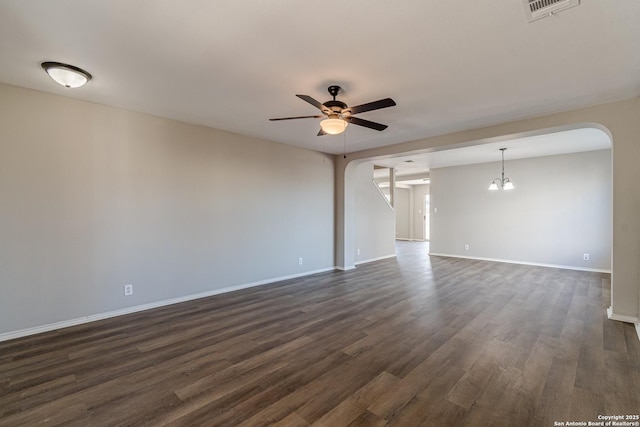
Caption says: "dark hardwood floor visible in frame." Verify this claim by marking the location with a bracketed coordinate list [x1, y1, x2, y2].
[1, 242, 639, 426]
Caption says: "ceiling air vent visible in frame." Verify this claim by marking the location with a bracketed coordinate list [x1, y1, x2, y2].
[524, 0, 580, 22]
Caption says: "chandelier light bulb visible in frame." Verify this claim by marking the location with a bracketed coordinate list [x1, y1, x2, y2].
[503, 179, 514, 190]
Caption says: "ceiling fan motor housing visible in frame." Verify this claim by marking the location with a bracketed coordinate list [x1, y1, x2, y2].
[323, 100, 349, 116]
[325, 86, 348, 116]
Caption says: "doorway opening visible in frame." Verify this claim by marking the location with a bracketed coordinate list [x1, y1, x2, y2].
[424, 194, 430, 241]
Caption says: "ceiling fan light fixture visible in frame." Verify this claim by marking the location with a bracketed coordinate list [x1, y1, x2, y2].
[320, 118, 348, 135]
[41, 62, 92, 88]
[269, 86, 395, 135]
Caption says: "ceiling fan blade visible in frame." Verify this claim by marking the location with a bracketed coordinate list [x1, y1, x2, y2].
[296, 94, 331, 114]
[269, 115, 323, 121]
[317, 128, 327, 136]
[349, 98, 396, 115]
[345, 116, 388, 131]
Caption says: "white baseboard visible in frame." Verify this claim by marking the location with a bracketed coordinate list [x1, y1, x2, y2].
[606, 306, 640, 323]
[0, 267, 336, 343]
[355, 253, 396, 266]
[428, 253, 611, 273]
[335, 265, 356, 271]
[607, 307, 640, 343]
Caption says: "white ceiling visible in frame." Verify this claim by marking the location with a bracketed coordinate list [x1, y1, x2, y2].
[0, 1, 638, 155]
[372, 127, 611, 180]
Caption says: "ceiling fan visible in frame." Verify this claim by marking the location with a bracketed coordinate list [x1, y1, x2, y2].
[269, 85, 396, 136]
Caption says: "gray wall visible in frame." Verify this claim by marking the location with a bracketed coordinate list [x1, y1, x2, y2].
[393, 187, 411, 239]
[354, 164, 396, 264]
[0, 84, 335, 336]
[430, 149, 611, 271]
[382, 184, 430, 241]
[412, 184, 430, 241]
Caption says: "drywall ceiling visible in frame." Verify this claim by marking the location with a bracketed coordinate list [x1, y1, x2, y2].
[372, 127, 611, 179]
[0, 1, 638, 155]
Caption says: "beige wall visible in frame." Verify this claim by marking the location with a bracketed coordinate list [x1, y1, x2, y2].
[336, 98, 640, 320]
[353, 164, 396, 264]
[0, 84, 335, 337]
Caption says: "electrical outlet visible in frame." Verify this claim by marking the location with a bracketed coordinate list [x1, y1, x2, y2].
[357, 248, 360, 255]
[298, 257, 303, 265]
[464, 244, 469, 251]
[583, 253, 590, 261]
[124, 284, 133, 296]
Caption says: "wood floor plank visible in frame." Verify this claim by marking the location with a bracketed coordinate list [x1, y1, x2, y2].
[569, 387, 605, 421]
[445, 357, 500, 410]
[1, 241, 638, 426]
[531, 356, 577, 425]
[174, 336, 314, 400]
[234, 352, 354, 426]
[272, 412, 310, 427]
[312, 371, 399, 426]
[344, 410, 387, 427]
[0, 402, 87, 427]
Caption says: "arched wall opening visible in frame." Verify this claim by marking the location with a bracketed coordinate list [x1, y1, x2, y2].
[335, 117, 636, 330]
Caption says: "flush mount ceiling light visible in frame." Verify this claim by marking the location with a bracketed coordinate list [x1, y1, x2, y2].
[320, 117, 348, 135]
[489, 148, 515, 191]
[41, 62, 92, 88]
